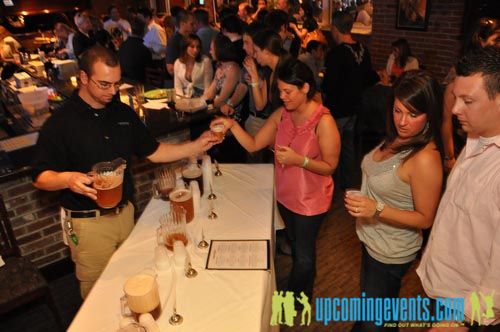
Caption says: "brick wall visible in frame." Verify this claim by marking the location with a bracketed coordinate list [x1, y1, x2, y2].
[2, 130, 189, 268]
[369, 0, 465, 81]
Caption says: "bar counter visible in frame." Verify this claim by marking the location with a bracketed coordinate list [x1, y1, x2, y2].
[0, 64, 216, 268]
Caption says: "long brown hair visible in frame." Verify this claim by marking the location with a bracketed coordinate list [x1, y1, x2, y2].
[179, 34, 203, 64]
[382, 70, 444, 161]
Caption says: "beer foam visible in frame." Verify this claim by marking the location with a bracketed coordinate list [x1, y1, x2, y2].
[182, 167, 202, 178]
[124, 274, 155, 296]
[94, 173, 122, 189]
[169, 189, 192, 202]
[212, 124, 224, 132]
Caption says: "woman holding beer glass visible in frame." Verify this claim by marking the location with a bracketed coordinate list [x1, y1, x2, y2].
[344, 70, 443, 331]
[211, 59, 340, 299]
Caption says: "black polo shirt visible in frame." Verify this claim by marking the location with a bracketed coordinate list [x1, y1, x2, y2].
[32, 91, 159, 211]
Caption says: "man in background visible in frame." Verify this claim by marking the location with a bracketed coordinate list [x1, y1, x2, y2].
[137, 7, 167, 66]
[73, 12, 95, 58]
[417, 47, 500, 329]
[166, 9, 196, 76]
[322, 11, 376, 190]
[118, 17, 152, 82]
[194, 8, 219, 58]
[103, 5, 131, 43]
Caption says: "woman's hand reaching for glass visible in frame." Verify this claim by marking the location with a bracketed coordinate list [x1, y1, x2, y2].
[344, 192, 377, 218]
[210, 117, 235, 143]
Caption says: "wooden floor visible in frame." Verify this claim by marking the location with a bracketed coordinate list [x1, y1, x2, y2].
[275, 191, 427, 331]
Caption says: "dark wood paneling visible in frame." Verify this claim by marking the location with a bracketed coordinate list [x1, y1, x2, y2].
[1, 0, 90, 16]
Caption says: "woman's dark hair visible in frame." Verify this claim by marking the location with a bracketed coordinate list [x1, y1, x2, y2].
[383, 70, 444, 160]
[302, 16, 318, 33]
[255, 9, 269, 24]
[253, 29, 285, 56]
[391, 38, 412, 68]
[242, 22, 264, 39]
[276, 58, 317, 100]
[221, 14, 243, 35]
[264, 10, 288, 34]
[462, 17, 499, 55]
[213, 33, 239, 62]
[179, 34, 203, 63]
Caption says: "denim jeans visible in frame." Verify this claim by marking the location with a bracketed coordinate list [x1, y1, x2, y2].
[277, 203, 326, 300]
[335, 116, 359, 190]
[351, 245, 413, 332]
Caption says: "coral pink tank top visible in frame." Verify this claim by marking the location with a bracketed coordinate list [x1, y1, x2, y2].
[275, 104, 333, 216]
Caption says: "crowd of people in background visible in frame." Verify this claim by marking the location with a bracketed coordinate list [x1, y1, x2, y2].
[0, 0, 498, 328]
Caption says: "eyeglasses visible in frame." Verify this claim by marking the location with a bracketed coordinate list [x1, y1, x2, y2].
[89, 77, 122, 90]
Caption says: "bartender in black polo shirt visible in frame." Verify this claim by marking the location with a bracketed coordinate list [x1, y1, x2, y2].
[32, 45, 217, 299]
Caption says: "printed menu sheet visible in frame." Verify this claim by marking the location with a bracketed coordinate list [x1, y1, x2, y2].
[206, 240, 270, 270]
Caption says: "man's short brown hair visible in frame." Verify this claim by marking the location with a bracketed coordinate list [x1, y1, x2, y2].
[78, 45, 119, 75]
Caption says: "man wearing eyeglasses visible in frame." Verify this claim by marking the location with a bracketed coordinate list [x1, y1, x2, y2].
[32, 45, 218, 299]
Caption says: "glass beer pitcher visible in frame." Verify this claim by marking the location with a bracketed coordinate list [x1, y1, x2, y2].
[88, 158, 127, 209]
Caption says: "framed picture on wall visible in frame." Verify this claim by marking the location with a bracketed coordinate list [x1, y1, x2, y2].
[396, 0, 430, 31]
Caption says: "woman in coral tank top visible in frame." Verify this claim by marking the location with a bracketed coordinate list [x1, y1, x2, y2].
[211, 59, 340, 299]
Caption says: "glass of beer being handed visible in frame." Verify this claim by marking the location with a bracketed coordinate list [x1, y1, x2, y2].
[211, 124, 225, 141]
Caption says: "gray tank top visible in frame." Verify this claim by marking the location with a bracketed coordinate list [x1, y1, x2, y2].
[356, 145, 422, 264]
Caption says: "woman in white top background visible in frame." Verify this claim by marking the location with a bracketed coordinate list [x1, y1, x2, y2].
[174, 34, 213, 97]
[385, 38, 419, 80]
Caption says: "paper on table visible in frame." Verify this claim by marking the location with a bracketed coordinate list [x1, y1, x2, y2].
[142, 101, 169, 110]
[206, 240, 270, 270]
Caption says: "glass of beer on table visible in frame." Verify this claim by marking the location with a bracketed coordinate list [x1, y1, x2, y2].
[153, 165, 176, 200]
[89, 158, 126, 209]
[121, 268, 161, 320]
[159, 207, 188, 250]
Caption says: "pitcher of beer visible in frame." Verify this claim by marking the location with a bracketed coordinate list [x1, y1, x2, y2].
[169, 188, 194, 223]
[89, 158, 126, 209]
[182, 163, 204, 196]
[121, 268, 162, 320]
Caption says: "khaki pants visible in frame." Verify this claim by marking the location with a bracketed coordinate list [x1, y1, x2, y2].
[68, 202, 135, 299]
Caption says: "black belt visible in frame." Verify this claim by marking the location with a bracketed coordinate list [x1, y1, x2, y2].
[64, 203, 127, 219]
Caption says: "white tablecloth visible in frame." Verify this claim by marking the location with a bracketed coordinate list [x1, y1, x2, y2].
[68, 164, 278, 332]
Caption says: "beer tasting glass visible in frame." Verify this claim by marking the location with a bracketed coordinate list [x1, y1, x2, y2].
[345, 188, 363, 197]
[152, 165, 176, 201]
[159, 208, 188, 251]
[121, 268, 161, 320]
[211, 124, 225, 141]
[89, 158, 126, 209]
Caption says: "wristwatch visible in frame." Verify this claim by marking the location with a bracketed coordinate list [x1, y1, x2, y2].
[374, 201, 385, 217]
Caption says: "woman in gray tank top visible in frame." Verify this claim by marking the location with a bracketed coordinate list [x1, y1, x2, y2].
[345, 70, 444, 331]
